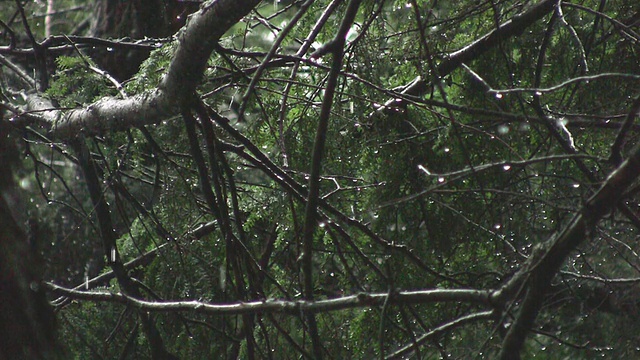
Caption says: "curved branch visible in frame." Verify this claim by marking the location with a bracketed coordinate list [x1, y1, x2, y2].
[25, 0, 262, 139]
[386, 311, 496, 360]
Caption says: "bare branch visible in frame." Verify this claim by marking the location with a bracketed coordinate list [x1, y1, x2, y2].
[386, 311, 496, 360]
[46, 282, 492, 315]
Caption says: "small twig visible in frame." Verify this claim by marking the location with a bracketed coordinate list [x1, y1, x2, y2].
[489, 73, 640, 96]
[0, 53, 36, 88]
[63, 35, 127, 98]
[15, 0, 48, 90]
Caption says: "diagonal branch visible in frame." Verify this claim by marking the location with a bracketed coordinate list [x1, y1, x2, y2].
[377, 0, 558, 110]
[72, 137, 179, 359]
[496, 126, 640, 359]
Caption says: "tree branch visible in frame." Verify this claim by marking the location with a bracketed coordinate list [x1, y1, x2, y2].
[376, 0, 558, 111]
[386, 311, 496, 360]
[300, 1, 361, 356]
[24, 0, 262, 139]
[46, 282, 492, 315]
[496, 126, 640, 359]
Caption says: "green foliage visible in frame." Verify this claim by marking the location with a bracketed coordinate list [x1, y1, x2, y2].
[46, 55, 117, 107]
[126, 41, 178, 93]
[5, 0, 640, 358]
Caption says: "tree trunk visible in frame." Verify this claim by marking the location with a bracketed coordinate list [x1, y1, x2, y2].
[89, 0, 200, 80]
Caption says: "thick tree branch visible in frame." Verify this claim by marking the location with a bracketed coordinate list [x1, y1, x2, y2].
[24, 0, 262, 139]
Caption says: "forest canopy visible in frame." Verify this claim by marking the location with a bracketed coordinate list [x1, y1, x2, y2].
[1, 0, 640, 359]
